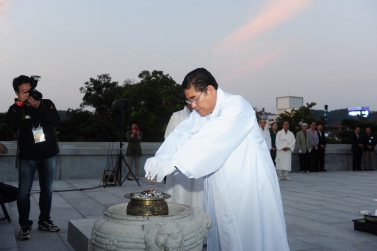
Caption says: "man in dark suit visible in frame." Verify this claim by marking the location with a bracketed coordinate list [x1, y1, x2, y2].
[362, 127, 375, 171]
[350, 127, 364, 171]
[316, 123, 327, 171]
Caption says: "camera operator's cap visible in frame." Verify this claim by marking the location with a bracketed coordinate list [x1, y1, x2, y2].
[301, 123, 308, 126]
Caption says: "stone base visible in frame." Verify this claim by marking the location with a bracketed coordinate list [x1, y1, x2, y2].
[68, 218, 97, 251]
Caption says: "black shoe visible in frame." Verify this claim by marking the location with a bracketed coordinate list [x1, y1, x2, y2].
[127, 177, 133, 180]
[19, 225, 31, 240]
[135, 177, 140, 180]
[38, 220, 60, 232]
[357, 169, 364, 171]
[369, 169, 375, 171]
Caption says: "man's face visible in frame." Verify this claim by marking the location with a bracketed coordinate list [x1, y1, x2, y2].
[184, 85, 217, 117]
[317, 124, 323, 131]
[302, 125, 308, 132]
[355, 128, 360, 134]
[259, 120, 266, 129]
[310, 122, 316, 130]
[131, 123, 138, 130]
[366, 128, 371, 134]
[272, 123, 278, 131]
[283, 122, 289, 131]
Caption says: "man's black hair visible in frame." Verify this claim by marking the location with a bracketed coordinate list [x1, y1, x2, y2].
[130, 120, 138, 126]
[283, 120, 289, 124]
[13, 75, 31, 93]
[181, 68, 218, 92]
[317, 122, 323, 126]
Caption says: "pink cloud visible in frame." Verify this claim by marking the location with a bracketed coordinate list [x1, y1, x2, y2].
[0, 0, 10, 27]
[226, 48, 289, 80]
[211, 0, 312, 80]
[215, 0, 312, 53]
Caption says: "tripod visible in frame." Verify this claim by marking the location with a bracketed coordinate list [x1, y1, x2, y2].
[103, 130, 140, 187]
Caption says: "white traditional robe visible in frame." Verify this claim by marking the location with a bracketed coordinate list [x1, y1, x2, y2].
[275, 129, 296, 171]
[260, 126, 272, 150]
[164, 106, 204, 208]
[155, 88, 289, 251]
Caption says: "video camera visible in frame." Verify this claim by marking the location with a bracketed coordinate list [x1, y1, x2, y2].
[27, 75, 43, 101]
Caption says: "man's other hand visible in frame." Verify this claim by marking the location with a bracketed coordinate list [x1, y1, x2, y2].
[28, 97, 40, 108]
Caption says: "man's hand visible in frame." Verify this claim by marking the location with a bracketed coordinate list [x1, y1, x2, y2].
[28, 97, 40, 108]
[299, 150, 302, 154]
[17, 91, 29, 102]
[144, 157, 162, 180]
[283, 147, 290, 151]
[359, 144, 363, 148]
[320, 144, 325, 148]
[368, 146, 372, 149]
[150, 160, 175, 183]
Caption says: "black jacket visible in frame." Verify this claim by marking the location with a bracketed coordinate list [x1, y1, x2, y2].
[7, 99, 60, 160]
[316, 130, 327, 149]
[363, 133, 376, 152]
[350, 133, 363, 153]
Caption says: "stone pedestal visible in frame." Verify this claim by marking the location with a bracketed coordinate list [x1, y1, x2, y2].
[91, 203, 211, 251]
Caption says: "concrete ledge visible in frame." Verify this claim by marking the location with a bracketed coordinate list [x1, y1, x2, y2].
[1, 142, 376, 181]
[68, 218, 97, 251]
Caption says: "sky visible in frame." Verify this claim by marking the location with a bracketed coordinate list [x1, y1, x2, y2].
[1, 0, 376, 114]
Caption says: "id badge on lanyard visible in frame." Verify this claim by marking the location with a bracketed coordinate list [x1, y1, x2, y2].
[32, 125, 46, 143]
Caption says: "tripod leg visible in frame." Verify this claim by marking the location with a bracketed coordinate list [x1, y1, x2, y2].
[121, 156, 141, 187]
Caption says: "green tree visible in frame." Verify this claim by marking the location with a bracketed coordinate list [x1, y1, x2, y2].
[124, 70, 183, 142]
[277, 102, 324, 135]
[57, 71, 183, 142]
[337, 117, 377, 143]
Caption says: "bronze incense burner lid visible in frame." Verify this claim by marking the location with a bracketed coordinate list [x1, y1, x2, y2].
[124, 192, 171, 216]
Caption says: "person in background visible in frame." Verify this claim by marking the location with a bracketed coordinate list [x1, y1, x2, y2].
[316, 122, 327, 172]
[362, 127, 375, 171]
[296, 123, 311, 173]
[350, 127, 364, 171]
[126, 121, 142, 180]
[164, 100, 204, 209]
[269, 122, 278, 166]
[259, 119, 272, 151]
[308, 121, 319, 172]
[275, 121, 296, 181]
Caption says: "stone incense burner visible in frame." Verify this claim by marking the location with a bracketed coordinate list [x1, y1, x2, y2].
[90, 190, 211, 251]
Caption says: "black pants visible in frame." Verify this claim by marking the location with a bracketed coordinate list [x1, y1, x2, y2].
[318, 148, 325, 171]
[299, 153, 310, 172]
[352, 151, 363, 170]
[309, 149, 318, 172]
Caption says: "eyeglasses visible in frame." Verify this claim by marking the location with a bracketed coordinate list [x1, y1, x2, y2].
[185, 91, 203, 104]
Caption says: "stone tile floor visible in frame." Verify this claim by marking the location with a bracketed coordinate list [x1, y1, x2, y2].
[1, 171, 376, 251]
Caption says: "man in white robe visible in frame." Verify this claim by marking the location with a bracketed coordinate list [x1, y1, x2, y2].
[164, 104, 204, 208]
[276, 120, 296, 181]
[145, 68, 290, 251]
[259, 119, 272, 150]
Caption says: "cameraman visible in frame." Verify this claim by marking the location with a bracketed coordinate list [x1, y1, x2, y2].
[7, 75, 60, 240]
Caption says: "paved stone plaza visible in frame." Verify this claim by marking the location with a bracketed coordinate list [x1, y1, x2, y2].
[1, 171, 376, 251]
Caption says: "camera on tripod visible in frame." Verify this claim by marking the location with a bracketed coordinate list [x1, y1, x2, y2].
[27, 75, 43, 100]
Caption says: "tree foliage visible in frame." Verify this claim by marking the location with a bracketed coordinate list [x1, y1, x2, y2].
[57, 71, 183, 142]
[277, 102, 326, 136]
[337, 117, 377, 143]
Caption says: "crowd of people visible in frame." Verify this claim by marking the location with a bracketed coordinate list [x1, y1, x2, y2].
[259, 119, 376, 181]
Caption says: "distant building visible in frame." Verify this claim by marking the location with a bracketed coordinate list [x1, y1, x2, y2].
[276, 96, 303, 114]
[267, 114, 279, 125]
